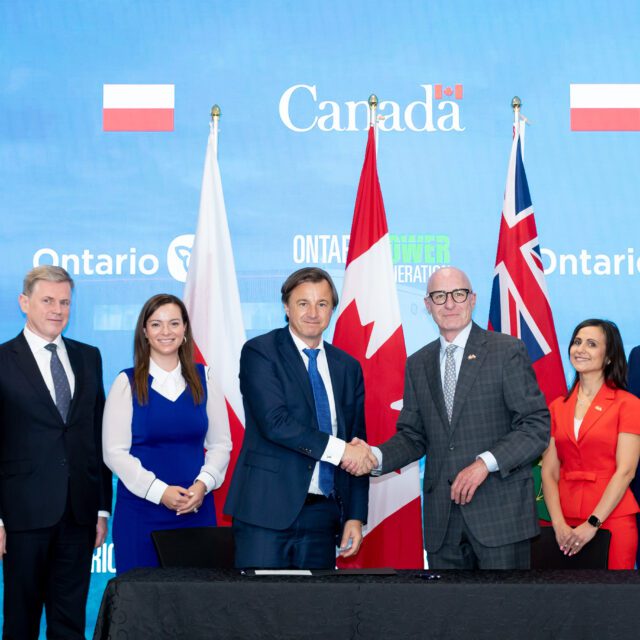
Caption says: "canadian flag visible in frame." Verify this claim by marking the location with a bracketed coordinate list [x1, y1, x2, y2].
[333, 126, 424, 568]
[183, 121, 246, 526]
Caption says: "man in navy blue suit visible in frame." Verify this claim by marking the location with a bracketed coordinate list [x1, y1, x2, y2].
[224, 267, 371, 568]
[626, 345, 640, 568]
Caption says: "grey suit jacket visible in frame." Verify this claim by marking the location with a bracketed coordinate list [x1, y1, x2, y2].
[378, 322, 550, 552]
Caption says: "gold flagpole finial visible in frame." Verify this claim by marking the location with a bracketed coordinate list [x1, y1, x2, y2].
[211, 104, 221, 119]
[511, 96, 522, 112]
[368, 94, 378, 109]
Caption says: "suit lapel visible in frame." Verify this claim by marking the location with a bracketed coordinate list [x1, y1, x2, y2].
[325, 344, 346, 440]
[277, 328, 316, 415]
[450, 323, 487, 434]
[11, 333, 63, 424]
[423, 340, 449, 429]
[64, 338, 83, 422]
[577, 384, 616, 442]
[561, 389, 580, 446]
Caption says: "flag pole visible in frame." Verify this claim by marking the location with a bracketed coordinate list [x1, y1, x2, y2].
[211, 104, 221, 156]
[511, 95, 525, 156]
[368, 93, 378, 152]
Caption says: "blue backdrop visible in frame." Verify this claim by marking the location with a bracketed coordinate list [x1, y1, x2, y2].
[1, 1, 639, 635]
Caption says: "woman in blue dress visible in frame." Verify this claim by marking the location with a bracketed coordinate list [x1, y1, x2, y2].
[103, 293, 232, 574]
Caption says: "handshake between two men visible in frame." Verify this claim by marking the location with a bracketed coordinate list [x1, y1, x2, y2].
[339, 436, 492, 507]
[340, 438, 379, 476]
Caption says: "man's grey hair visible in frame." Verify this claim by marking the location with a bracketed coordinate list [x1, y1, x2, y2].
[22, 266, 74, 296]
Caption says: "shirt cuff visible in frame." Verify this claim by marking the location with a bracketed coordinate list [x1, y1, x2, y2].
[97, 511, 110, 519]
[145, 478, 169, 505]
[477, 451, 499, 472]
[370, 446, 383, 476]
[196, 472, 216, 493]
[321, 436, 346, 466]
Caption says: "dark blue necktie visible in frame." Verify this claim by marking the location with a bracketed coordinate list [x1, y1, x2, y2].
[45, 343, 72, 422]
[303, 348, 334, 497]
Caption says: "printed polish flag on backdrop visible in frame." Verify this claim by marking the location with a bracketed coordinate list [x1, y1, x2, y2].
[183, 122, 246, 526]
[570, 84, 640, 131]
[103, 84, 174, 131]
[333, 126, 424, 568]
[488, 120, 566, 519]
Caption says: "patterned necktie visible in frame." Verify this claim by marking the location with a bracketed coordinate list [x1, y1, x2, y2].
[443, 344, 457, 422]
[302, 348, 334, 497]
[45, 343, 72, 421]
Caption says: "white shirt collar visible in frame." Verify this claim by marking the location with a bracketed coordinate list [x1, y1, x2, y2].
[288, 327, 325, 355]
[149, 358, 182, 383]
[439, 321, 473, 352]
[23, 325, 64, 354]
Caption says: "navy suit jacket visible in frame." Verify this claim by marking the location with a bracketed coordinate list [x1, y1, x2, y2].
[0, 332, 112, 531]
[224, 327, 368, 530]
[626, 345, 640, 568]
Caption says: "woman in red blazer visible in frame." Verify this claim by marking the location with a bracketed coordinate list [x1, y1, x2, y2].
[542, 319, 640, 569]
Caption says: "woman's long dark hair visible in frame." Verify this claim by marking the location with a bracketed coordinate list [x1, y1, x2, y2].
[565, 318, 627, 399]
[133, 294, 204, 405]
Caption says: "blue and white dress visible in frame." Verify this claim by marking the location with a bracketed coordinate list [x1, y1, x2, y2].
[103, 360, 231, 575]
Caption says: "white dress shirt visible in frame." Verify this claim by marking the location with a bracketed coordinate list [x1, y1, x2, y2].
[288, 329, 346, 494]
[23, 326, 76, 400]
[102, 359, 232, 505]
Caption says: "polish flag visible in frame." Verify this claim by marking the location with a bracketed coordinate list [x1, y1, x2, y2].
[103, 84, 174, 131]
[570, 84, 640, 131]
[333, 126, 424, 568]
[183, 120, 246, 526]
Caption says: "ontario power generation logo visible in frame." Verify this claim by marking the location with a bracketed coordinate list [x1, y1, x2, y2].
[292, 233, 451, 284]
[279, 84, 465, 132]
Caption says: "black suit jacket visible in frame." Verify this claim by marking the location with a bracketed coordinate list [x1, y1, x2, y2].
[0, 332, 112, 531]
[379, 322, 549, 551]
[224, 327, 368, 530]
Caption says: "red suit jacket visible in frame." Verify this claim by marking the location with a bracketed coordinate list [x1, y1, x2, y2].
[550, 384, 640, 522]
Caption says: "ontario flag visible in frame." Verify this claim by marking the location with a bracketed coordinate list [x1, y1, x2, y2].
[183, 121, 246, 526]
[333, 126, 424, 568]
[488, 120, 566, 521]
[488, 120, 566, 406]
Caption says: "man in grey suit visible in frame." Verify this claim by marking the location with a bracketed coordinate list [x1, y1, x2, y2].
[350, 267, 549, 569]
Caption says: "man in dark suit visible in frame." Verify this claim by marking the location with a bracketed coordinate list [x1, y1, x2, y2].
[625, 345, 640, 568]
[0, 266, 112, 639]
[224, 267, 370, 568]
[355, 267, 549, 569]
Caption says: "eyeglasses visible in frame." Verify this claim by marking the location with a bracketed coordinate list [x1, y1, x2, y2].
[426, 289, 471, 305]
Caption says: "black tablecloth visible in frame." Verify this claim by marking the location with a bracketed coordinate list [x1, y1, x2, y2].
[94, 568, 640, 639]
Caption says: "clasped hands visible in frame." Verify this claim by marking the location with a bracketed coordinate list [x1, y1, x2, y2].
[340, 437, 379, 476]
[553, 520, 597, 556]
[161, 480, 207, 515]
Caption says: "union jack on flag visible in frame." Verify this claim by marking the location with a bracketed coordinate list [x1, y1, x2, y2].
[488, 120, 566, 406]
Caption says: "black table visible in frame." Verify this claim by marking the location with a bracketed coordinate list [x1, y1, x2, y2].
[94, 568, 640, 639]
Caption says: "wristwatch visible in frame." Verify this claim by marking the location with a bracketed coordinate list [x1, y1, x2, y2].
[587, 515, 602, 528]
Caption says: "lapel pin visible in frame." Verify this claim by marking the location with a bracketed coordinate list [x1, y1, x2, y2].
[467, 354, 477, 360]
[595, 405, 602, 411]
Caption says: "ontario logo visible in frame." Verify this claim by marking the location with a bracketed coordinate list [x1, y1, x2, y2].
[292, 233, 450, 284]
[279, 83, 465, 133]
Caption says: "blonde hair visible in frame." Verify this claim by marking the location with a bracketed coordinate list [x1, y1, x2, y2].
[23, 266, 74, 296]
